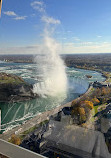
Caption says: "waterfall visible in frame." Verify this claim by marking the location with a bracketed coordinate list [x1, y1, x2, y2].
[32, 1, 67, 97]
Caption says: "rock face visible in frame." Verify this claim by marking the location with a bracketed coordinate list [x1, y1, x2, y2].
[0, 73, 36, 102]
[86, 75, 92, 78]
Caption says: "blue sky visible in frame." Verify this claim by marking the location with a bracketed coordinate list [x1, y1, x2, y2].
[0, 0, 111, 54]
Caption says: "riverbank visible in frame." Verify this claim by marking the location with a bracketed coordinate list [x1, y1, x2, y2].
[75, 66, 109, 82]
[0, 73, 36, 102]
[0, 85, 93, 141]
[0, 68, 106, 141]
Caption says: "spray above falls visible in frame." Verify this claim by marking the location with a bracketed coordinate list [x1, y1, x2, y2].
[32, 1, 67, 96]
[33, 34, 67, 96]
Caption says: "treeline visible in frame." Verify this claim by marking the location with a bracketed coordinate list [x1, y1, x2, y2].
[71, 86, 111, 125]
[63, 54, 111, 72]
[71, 97, 99, 125]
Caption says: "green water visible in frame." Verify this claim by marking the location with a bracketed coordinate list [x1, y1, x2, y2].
[0, 63, 105, 132]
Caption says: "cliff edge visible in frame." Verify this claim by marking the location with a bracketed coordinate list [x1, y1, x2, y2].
[0, 72, 36, 102]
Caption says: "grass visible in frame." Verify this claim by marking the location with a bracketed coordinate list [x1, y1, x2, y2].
[103, 72, 111, 83]
[19, 120, 49, 141]
[88, 87, 95, 94]
[0, 74, 25, 85]
[19, 126, 37, 140]
[8, 119, 49, 145]
[0, 78, 23, 84]
[90, 106, 101, 123]
[106, 78, 111, 83]
[94, 105, 100, 114]
[8, 125, 38, 144]
[93, 103, 107, 115]
[89, 109, 95, 122]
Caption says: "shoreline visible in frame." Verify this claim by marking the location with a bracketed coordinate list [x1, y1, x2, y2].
[0, 68, 107, 141]
[74, 66, 108, 82]
[0, 85, 93, 141]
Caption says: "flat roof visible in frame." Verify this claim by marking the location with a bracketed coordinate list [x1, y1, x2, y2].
[42, 120, 111, 158]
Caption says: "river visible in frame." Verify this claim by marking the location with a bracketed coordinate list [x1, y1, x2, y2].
[0, 62, 105, 132]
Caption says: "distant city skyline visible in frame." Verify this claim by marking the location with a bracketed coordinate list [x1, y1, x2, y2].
[0, 0, 111, 54]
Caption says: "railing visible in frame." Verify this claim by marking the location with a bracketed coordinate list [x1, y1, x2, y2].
[0, 139, 46, 158]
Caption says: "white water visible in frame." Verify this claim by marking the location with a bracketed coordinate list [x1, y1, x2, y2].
[33, 1, 67, 96]
[0, 64, 105, 132]
[33, 35, 67, 96]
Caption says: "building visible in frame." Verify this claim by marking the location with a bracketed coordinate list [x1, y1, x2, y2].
[99, 104, 111, 133]
[40, 120, 111, 158]
[92, 81, 109, 88]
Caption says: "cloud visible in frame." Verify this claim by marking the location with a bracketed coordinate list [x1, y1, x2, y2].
[86, 42, 93, 44]
[97, 35, 102, 38]
[62, 42, 111, 54]
[13, 16, 27, 20]
[1, 42, 111, 54]
[31, 1, 45, 12]
[3, 11, 17, 16]
[31, 1, 60, 26]
[73, 37, 80, 41]
[3, 10, 27, 20]
[31, 1, 43, 6]
[41, 16, 61, 24]
[0, 45, 40, 54]
[67, 31, 72, 33]
[62, 37, 67, 40]
[30, 13, 36, 17]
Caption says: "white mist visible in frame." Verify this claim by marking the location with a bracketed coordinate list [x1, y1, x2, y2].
[32, 1, 67, 97]
[33, 33, 67, 96]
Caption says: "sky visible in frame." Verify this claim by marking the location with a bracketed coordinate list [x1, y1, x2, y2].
[0, 0, 111, 54]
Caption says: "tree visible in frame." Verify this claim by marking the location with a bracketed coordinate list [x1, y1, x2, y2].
[78, 107, 86, 123]
[78, 107, 86, 115]
[71, 107, 86, 124]
[71, 100, 79, 107]
[9, 134, 21, 145]
[81, 100, 93, 110]
[95, 88, 101, 97]
[101, 87, 107, 96]
[91, 97, 100, 105]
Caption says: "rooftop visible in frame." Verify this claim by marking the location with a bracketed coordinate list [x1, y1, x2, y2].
[40, 120, 111, 158]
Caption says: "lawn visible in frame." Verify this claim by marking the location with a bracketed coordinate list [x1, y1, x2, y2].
[94, 105, 100, 115]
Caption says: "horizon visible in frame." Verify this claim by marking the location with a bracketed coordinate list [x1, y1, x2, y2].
[0, 0, 111, 54]
[1, 52, 111, 56]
